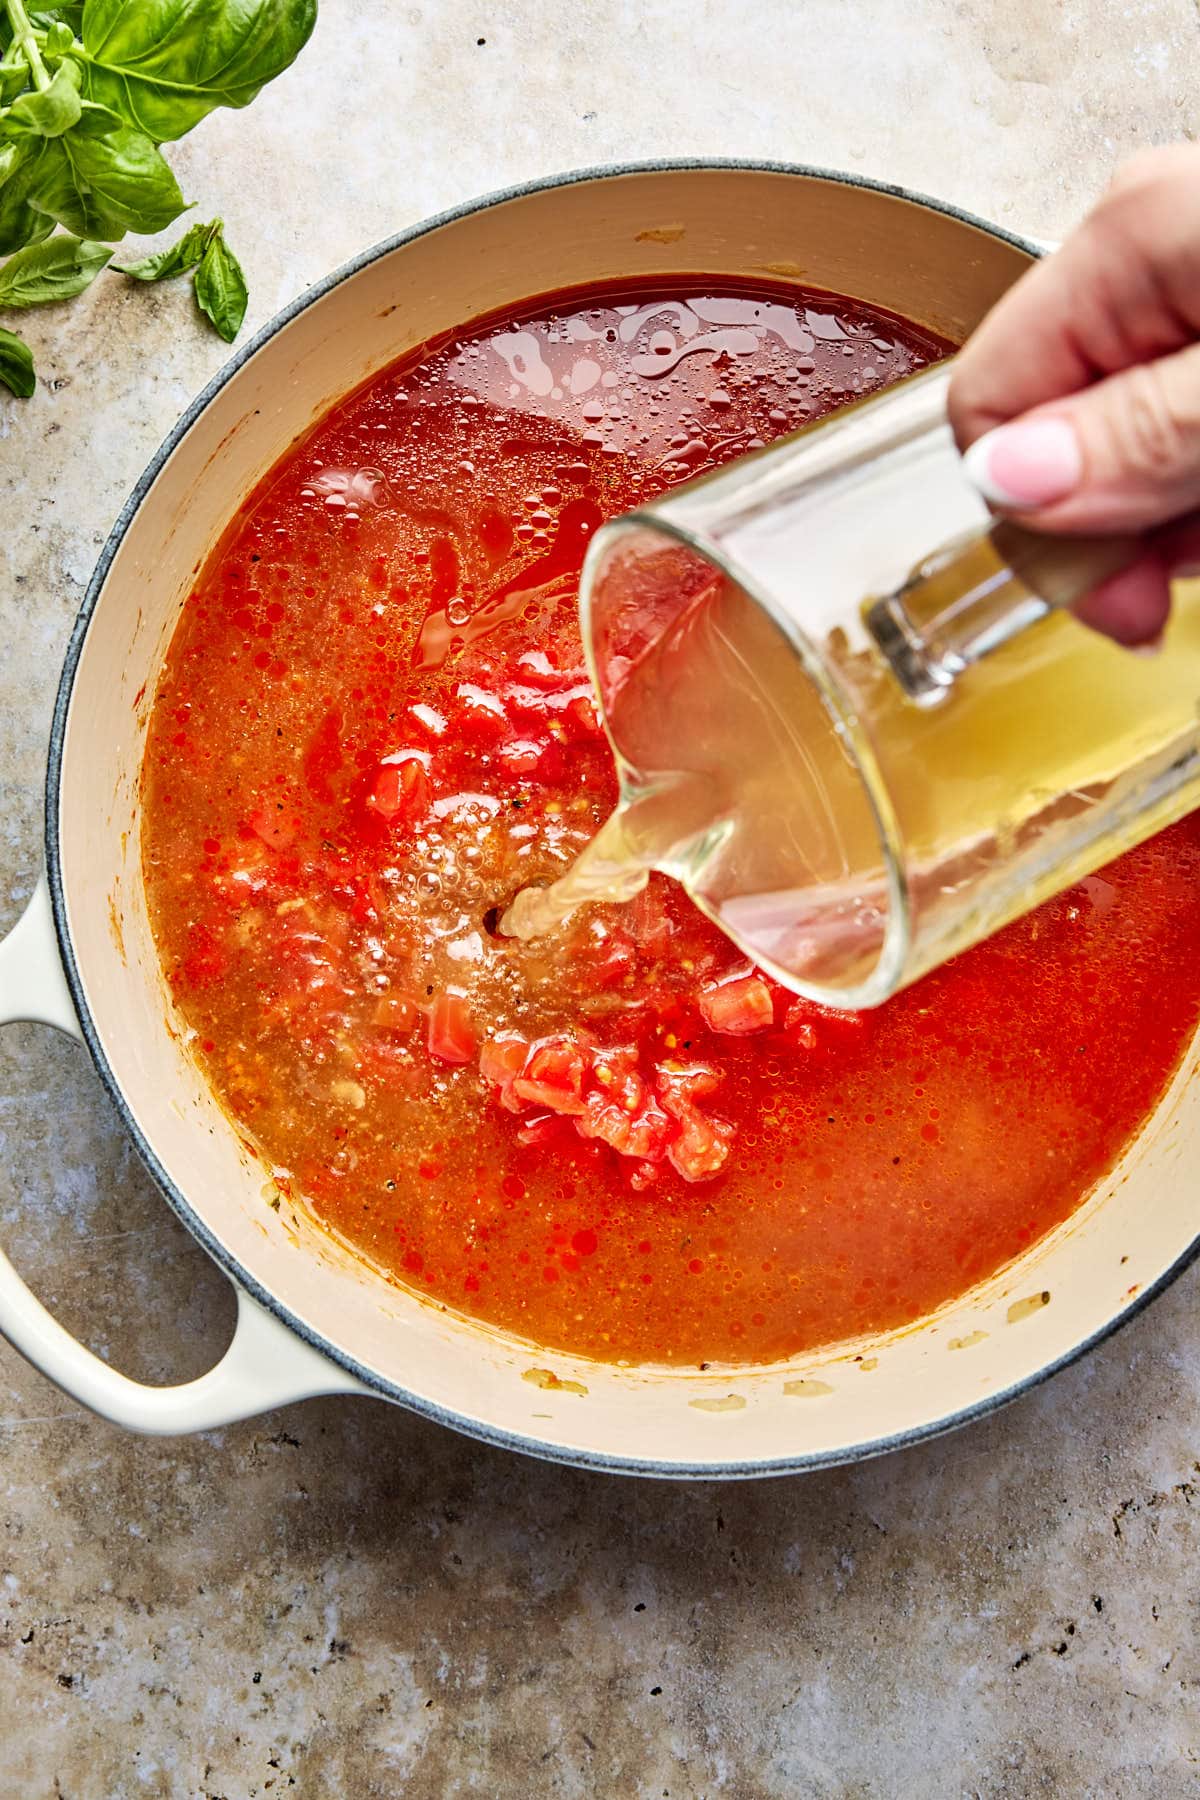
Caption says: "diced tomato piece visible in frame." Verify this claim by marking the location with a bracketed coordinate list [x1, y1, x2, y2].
[576, 1089, 672, 1162]
[589, 1044, 645, 1113]
[657, 1062, 735, 1182]
[514, 649, 571, 688]
[367, 756, 430, 825]
[453, 684, 509, 741]
[479, 1034, 529, 1110]
[373, 993, 419, 1035]
[512, 1036, 588, 1115]
[246, 804, 297, 850]
[502, 683, 555, 724]
[408, 702, 447, 737]
[564, 694, 603, 739]
[656, 1061, 723, 1106]
[427, 991, 476, 1064]
[666, 1107, 734, 1182]
[498, 738, 544, 776]
[698, 973, 774, 1036]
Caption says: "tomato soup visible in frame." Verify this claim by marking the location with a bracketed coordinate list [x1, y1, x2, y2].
[141, 279, 1200, 1367]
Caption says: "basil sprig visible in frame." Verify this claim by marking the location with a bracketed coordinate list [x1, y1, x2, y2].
[117, 215, 246, 341]
[0, 0, 315, 395]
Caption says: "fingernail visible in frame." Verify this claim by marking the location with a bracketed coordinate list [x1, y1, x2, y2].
[963, 418, 1083, 509]
[1129, 634, 1164, 658]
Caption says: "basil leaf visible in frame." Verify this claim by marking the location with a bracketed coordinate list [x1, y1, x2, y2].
[115, 216, 212, 280]
[0, 231, 110, 306]
[78, 0, 316, 141]
[9, 59, 83, 136]
[0, 59, 30, 102]
[42, 20, 78, 59]
[0, 138, 55, 255]
[0, 323, 35, 396]
[193, 228, 245, 341]
[27, 122, 185, 239]
[68, 96, 125, 135]
[30, 6, 85, 29]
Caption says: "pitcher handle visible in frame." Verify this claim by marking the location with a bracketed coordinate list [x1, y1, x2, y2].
[0, 877, 371, 1433]
[864, 364, 1140, 705]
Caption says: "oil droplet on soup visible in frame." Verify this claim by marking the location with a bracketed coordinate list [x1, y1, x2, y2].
[140, 278, 1200, 1366]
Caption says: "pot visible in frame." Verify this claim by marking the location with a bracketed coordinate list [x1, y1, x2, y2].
[3, 162, 1195, 1477]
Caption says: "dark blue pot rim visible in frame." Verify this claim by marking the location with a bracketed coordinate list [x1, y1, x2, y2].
[42, 156, 1196, 1480]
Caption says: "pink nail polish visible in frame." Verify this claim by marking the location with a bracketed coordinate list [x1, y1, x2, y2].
[963, 418, 1083, 509]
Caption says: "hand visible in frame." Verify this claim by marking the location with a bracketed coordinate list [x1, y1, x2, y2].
[948, 143, 1200, 649]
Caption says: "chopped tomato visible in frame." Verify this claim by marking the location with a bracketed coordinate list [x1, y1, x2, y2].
[656, 1061, 723, 1105]
[479, 1035, 529, 1110]
[498, 738, 544, 776]
[246, 804, 297, 850]
[512, 1036, 588, 1115]
[589, 1044, 645, 1111]
[427, 991, 476, 1064]
[453, 683, 509, 741]
[577, 1088, 672, 1162]
[373, 993, 419, 1034]
[514, 648, 562, 687]
[666, 1105, 734, 1182]
[657, 1061, 732, 1181]
[699, 973, 774, 1036]
[564, 694, 603, 739]
[367, 756, 430, 825]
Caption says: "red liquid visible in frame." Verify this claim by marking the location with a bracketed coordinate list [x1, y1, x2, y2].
[141, 280, 1200, 1366]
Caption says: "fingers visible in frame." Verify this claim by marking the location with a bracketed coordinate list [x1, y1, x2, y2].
[1067, 511, 1200, 647]
[949, 143, 1200, 449]
[960, 341, 1200, 534]
[1069, 553, 1172, 648]
[945, 144, 1200, 648]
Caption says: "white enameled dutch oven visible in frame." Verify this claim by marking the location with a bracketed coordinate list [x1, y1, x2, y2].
[3, 163, 1198, 1477]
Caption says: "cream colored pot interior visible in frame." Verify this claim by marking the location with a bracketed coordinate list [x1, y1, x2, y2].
[57, 168, 1200, 1471]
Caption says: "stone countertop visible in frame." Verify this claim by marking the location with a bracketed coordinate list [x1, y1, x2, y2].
[2, 2, 1200, 1794]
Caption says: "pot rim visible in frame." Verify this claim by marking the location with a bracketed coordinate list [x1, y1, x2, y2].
[45, 155, 1192, 1479]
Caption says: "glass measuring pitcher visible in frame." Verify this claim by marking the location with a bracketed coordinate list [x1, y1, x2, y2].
[579, 360, 1200, 1009]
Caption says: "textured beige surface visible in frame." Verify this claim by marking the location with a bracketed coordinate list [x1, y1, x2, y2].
[2, 1, 1200, 1794]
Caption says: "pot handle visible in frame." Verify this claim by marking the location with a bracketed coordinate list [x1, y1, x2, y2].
[0, 877, 372, 1433]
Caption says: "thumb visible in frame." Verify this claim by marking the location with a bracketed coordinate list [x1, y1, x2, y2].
[961, 340, 1200, 535]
